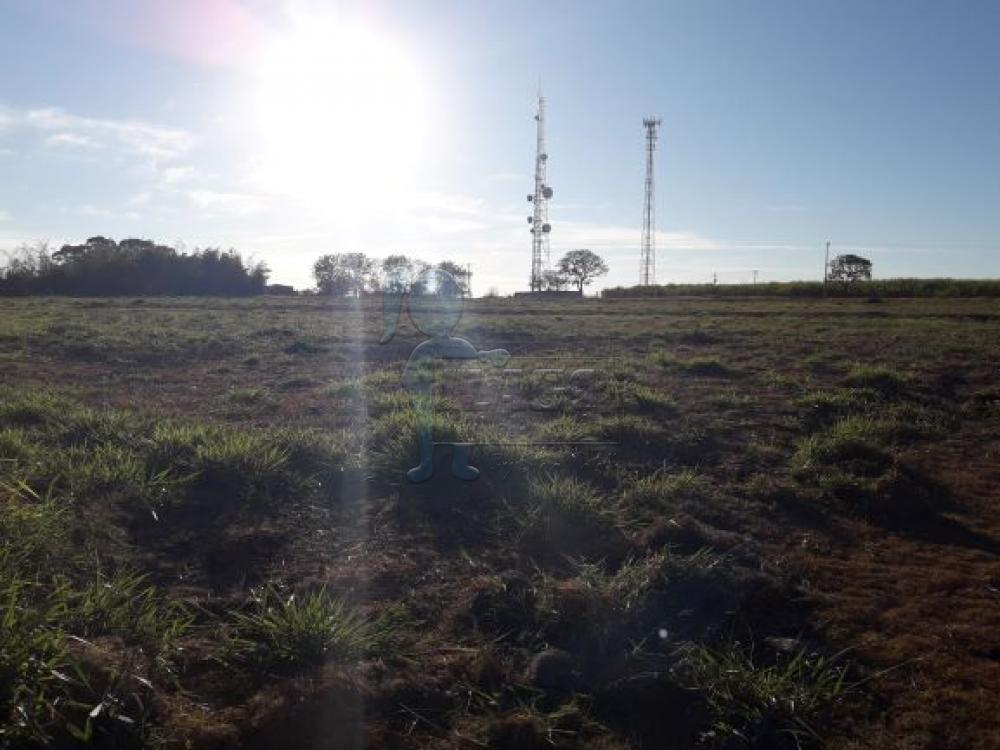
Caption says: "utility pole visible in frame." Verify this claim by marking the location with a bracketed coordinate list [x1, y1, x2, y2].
[752, 269, 759, 286]
[640, 117, 661, 286]
[527, 91, 553, 292]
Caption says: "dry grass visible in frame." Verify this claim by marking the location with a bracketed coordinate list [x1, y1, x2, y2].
[0, 294, 997, 749]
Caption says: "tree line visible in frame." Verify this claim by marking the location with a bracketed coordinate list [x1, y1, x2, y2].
[312, 254, 474, 297]
[0, 237, 268, 296]
[0, 237, 612, 297]
[603, 277, 1000, 299]
[312, 248, 609, 296]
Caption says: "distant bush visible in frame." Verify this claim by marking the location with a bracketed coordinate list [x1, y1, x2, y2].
[603, 277, 1000, 299]
[0, 237, 268, 296]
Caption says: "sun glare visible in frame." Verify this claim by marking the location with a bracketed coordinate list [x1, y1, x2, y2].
[251, 18, 428, 211]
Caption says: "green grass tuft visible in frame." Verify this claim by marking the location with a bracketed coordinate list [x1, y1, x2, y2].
[651, 352, 733, 377]
[69, 569, 191, 652]
[230, 586, 399, 669]
[225, 387, 278, 414]
[842, 363, 910, 397]
[525, 475, 614, 529]
[608, 380, 678, 411]
[0, 561, 76, 747]
[623, 470, 712, 513]
[194, 432, 290, 501]
[678, 642, 849, 748]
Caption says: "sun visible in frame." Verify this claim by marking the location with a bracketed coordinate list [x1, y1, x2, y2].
[250, 17, 428, 211]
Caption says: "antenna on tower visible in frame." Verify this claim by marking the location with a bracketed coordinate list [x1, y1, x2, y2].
[527, 92, 553, 292]
[640, 117, 661, 286]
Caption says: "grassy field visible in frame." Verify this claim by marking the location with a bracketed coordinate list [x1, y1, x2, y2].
[1, 295, 998, 749]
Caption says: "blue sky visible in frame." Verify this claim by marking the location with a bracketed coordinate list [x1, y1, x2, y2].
[1, 0, 998, 292]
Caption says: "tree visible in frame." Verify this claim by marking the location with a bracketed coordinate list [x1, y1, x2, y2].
[828, 254, 872, 285]
[542, 269, 569, 291]
[382, 254, 423, 277]
[313, 253, 379, 296]
[381, 254, 431, 294]
[437, 260, 471, 296]
[557, 249, 608, 293]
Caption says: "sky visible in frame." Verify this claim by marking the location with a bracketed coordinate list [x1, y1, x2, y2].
[1, 0, 998, 293]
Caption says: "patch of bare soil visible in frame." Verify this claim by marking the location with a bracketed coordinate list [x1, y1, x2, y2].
[787, 427, 1000, 750]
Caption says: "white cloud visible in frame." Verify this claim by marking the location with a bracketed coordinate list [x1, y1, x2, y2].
[76, 204, 113, 217]
[127, 191, 152, 206]
[418, 215, 490, 234]
[188, 189, 262, 215]
[16, 106, 193, 160]
[553, 220, 725, 253]
[160, 165, 200, 185]
[45, 132, 99, 149]
[484, 171, 525, 183]
[0, 210, 9, 222]
[410, 191, 487, 216]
